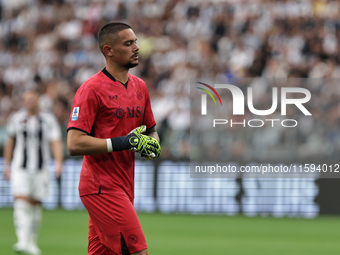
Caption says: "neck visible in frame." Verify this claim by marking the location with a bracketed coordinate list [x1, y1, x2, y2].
[106, 62, 129, 84]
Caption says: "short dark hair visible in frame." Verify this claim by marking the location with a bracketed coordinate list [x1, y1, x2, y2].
[98, 22, 132, 55]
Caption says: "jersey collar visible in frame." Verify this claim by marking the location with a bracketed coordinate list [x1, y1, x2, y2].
[102, 68, 129, 89]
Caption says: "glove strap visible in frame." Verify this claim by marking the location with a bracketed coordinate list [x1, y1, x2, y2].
[110, 136, 133, 152]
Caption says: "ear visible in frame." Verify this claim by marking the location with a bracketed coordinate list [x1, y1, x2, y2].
[103, 45, 113, 57]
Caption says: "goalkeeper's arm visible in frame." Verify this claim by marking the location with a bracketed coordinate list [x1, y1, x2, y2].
[67, 126, 160, 158]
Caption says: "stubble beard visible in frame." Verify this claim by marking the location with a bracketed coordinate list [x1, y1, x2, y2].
[124, 61, 139, 69]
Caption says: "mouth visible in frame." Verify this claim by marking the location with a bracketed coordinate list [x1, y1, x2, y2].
[132, 53, 139, 60]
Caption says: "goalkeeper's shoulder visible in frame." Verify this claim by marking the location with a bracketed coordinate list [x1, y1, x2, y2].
[128, 74, 149, 89]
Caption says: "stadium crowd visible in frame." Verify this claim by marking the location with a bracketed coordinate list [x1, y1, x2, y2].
[0, 0, 340, 161]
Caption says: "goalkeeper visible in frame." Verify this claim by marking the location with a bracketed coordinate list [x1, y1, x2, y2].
[67, 22, 160, 255]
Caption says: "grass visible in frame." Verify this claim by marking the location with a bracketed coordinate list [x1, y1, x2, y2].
[0, 208, 339, 254]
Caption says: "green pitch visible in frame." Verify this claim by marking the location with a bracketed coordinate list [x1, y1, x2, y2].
[0, 208, 340, 255]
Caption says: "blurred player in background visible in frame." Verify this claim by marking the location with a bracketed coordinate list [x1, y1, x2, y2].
[3, 89, 63, 255]
[67, 22, 161, 255]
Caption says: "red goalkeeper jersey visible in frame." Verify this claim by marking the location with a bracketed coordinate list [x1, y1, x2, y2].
[67, 68, 156, 201]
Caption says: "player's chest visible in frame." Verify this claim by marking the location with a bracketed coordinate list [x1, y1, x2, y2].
[98, 86, 145, 121]
[17, 117, 47, 138]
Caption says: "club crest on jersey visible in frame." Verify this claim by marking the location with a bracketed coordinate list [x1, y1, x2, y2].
[71, 107, 79, 121]
[136, 91, 143, 101]
[128, 234, 138, 244]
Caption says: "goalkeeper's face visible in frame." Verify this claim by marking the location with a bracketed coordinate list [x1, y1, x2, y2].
[109, 28, 139, 69]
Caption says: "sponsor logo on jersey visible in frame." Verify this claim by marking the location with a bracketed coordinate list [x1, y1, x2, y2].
[113, 106, 144, 119]
[113, 107, 126, 119]
[71, 107, 79, 121]
[127, 106, 144, 118]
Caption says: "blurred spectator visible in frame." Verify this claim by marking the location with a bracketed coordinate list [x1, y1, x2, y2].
[0, 0, 340, 161]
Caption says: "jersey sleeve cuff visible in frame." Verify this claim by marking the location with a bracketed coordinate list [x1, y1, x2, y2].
[146, 123, 156, 131]
[66, 127, 90, 135]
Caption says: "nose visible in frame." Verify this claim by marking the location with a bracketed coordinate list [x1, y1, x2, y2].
[134, 42, 139, 52]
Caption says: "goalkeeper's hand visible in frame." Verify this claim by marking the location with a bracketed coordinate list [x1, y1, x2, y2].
[126, 125, 161, 159]
[141, 137, 161, 159]
[108, 125, 161, 159]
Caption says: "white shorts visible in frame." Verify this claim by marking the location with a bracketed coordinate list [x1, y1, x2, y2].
[11, 168, 49, 201]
